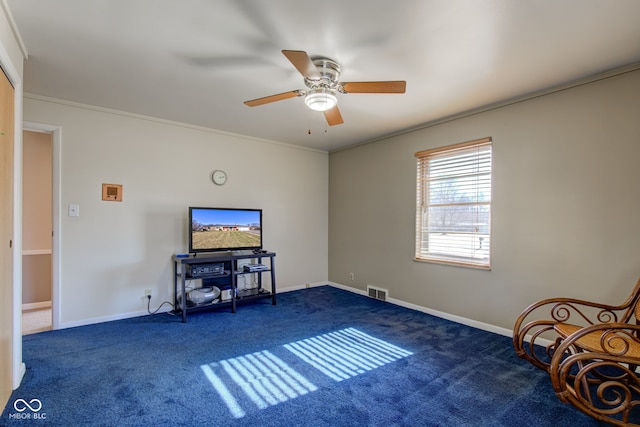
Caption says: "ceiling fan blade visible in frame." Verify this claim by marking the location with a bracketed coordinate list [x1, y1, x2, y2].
[282, 50, 321, 80]
[324, 106, 344, 126]
[341, 81, 406, 94]
[244, 90, 303, 107]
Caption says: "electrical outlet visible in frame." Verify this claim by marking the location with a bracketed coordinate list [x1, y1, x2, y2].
[349, 272, 355, 281]
[144, 289, 152, 298]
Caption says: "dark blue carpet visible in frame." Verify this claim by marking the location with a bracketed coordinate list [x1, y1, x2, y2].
[1, 286, 605, 426]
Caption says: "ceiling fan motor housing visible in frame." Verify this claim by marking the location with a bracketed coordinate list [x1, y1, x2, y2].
[305, 57, 341, 89]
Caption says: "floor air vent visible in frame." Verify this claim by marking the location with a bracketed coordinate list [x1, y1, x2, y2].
[367, 285, 388, 302]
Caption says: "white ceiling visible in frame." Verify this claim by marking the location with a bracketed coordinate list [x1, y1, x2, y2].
[7, 0, 640, 152]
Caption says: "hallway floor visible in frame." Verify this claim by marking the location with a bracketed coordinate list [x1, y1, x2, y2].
[22, 308, 51, 335]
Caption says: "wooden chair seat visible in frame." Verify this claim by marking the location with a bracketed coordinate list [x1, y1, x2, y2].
[554, 323, 640, 358]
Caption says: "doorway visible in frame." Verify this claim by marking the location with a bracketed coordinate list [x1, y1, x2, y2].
[22, 129, 53, 334]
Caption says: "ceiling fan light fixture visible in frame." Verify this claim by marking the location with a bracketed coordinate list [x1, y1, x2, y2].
[304, 88, 337, 112]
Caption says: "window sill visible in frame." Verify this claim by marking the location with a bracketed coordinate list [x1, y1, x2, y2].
[413, 257, 491, 271]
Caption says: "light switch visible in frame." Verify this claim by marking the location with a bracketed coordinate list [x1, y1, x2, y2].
[68, 204, 80, 217]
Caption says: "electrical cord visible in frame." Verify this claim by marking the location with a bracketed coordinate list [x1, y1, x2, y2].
[146, 295, 175, 315]
[150, 280, 195, 315]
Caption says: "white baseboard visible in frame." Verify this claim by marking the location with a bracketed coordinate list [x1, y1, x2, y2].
[22, 301, 52, 311]
[277, 282, 328, 293]
[326, 282, 514, 339]
[328, 282, 368, 296]
[54, 281, 516, 341]
[57, 305, 173, 330]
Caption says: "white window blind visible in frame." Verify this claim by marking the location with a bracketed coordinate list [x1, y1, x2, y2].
[415, 138, 492, 269]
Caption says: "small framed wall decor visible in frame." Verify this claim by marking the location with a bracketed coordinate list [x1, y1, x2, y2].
[102, 183, 123, 202]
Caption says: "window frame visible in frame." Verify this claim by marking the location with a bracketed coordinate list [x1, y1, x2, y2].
[415, 137, 492, 270]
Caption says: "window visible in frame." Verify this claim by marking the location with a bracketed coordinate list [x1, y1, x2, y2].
[415, 138, 492, 269]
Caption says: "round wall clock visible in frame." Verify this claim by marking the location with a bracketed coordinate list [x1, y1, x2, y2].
[211, 169, 228, 186]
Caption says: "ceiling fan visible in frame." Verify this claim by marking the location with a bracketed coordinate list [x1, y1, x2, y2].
[244, 50, 406, 126]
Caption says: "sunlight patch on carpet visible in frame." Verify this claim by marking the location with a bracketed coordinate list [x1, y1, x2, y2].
[285, 327, 413, 382]
[201, 327, 412, 418]
[201, 364, 247, 419]
[201, 350, 317, 418]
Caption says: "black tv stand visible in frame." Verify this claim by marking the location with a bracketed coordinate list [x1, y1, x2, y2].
[172, 251, 276, 323]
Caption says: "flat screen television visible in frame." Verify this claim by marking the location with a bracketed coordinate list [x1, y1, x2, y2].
[189, 207, 263, 254]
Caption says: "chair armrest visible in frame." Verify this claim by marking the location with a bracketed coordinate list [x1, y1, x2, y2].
[513, 297, 631, 371]
[517, 296, 628, 329]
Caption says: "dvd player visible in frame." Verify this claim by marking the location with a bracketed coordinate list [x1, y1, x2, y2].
[243, 264, 269, 272]
[187, 263, 225, 277]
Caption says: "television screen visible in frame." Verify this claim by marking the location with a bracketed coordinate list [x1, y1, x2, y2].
[189, 207, 263, 253]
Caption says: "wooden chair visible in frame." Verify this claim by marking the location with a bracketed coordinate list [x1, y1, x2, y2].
[513, 278, 640, 425]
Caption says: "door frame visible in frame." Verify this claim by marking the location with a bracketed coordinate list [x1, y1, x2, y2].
[24, 122, 61, 331]
[0, 39, 26, 391]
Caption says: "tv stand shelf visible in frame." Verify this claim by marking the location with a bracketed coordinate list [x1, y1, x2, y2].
[172, 251, 276, 323]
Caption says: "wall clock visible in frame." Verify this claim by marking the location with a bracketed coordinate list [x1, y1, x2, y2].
[211, 169, 228, 186]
